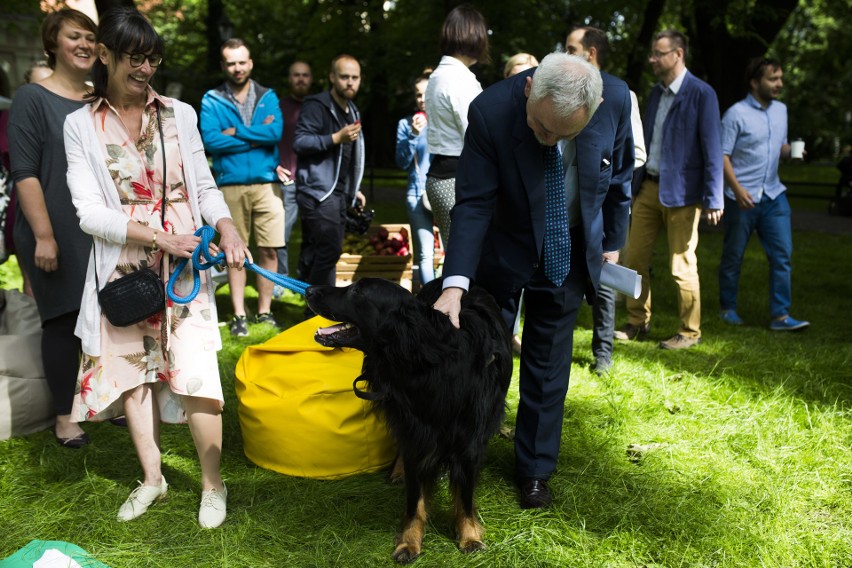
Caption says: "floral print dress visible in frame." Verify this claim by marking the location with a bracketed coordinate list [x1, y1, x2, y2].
[71, 94, 223, 424]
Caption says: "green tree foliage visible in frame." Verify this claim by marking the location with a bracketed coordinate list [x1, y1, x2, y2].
[770, 0, 852, 155]
[144, 0, 210, 103]
[11, 0, 846, 162]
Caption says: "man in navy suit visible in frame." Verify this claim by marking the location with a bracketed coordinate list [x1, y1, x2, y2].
[433, 53, 633, 509]
[614, 29, 724, 350]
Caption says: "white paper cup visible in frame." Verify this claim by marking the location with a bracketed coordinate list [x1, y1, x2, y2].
[791, 139, 805, 159]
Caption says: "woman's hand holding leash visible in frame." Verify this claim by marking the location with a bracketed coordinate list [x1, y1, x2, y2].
[216, 219, 252, 270]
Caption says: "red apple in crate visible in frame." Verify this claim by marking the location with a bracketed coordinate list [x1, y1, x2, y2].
[377, 227, 389, 240]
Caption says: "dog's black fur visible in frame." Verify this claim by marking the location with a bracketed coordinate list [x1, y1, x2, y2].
[305, 277, 512, 563]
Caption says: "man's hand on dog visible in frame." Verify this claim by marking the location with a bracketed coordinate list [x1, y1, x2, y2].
[433, 287, 464, 329]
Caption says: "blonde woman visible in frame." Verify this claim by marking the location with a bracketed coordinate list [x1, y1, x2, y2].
[504, 52, 539, 78]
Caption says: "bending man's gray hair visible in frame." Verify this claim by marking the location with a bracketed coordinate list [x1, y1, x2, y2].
[529, 52, 603, 121]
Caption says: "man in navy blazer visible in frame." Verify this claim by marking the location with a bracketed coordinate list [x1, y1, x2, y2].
[615, 29, 724, 350]
[433, 53, 633, 509]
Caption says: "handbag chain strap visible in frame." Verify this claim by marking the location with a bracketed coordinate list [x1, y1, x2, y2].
[94, 105, 167, 290]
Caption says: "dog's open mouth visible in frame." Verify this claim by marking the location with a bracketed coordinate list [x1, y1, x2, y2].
[314, 322, 359, 347]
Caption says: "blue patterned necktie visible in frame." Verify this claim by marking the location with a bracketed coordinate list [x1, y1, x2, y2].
[543, 144, 570, 286]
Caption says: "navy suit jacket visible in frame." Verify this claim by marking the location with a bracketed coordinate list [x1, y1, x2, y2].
[643, 70, 723, 209]
[444, 69, 633, 307]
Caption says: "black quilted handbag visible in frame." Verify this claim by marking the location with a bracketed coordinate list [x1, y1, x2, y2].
[97, 267, 165, 327]
[95, 106, 167, 327]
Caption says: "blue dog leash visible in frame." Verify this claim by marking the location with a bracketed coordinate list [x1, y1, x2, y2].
[166, 225, 309, 304]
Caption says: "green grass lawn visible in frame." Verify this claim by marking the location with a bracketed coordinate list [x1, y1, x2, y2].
[2, 186, 851, 567]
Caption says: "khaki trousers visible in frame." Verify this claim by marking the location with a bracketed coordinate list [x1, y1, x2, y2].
[624, 180, 702, 338]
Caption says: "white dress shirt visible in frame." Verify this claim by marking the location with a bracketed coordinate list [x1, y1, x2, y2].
[424, 55, 482, 157]
[629, 90, 647, 168]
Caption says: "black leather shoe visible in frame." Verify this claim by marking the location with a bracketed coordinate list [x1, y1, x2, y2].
[54, 428, 90, 449]
[518, 477, 552, 509]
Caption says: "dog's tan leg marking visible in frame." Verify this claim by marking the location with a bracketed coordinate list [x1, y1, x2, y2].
[389, 454, 405, 484]
[453, 488, 485, 553]
[392, 494, 426, 564]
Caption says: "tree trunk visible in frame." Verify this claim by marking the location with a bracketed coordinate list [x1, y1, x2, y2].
[206, 0, 225, 75]
[625, 0, 666, 91]
[364, 0, 391, 195]
[688, 0, 798, 112]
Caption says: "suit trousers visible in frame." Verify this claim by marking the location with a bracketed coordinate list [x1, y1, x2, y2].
[591, 283, 616, 362]
[624, 179, 702, 338]
[508, 228, 587, 479]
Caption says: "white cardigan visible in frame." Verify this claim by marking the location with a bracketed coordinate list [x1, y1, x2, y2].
[64, 99, 232, 356]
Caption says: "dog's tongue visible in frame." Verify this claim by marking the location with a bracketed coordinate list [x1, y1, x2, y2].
[316, 322, 351, 336]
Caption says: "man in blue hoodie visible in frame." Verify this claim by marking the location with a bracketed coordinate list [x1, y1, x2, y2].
[201, 38, 284, 337]
[293, 54, 366, 302]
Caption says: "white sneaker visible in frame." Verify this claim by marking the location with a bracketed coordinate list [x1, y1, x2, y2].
[117, 477, 168, 522]
[198, 484, 227, 529]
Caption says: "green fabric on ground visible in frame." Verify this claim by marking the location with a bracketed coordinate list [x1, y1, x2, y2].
[0, 540, 108, 568]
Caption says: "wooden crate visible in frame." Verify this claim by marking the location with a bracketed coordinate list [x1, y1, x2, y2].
[336, 224, 443, 291]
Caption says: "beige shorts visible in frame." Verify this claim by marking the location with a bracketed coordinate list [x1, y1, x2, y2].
[220, 183, 285, 248]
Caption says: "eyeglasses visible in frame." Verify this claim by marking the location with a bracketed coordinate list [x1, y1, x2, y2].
[649, 48, 676, 60]
[124, 52, 163, 68]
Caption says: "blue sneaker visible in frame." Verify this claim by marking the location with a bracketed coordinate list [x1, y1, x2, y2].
[720, 310, 744, 326]
[769, 316, 810, 331]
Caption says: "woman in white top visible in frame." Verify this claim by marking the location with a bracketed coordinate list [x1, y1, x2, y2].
[424, 4, 489, 248]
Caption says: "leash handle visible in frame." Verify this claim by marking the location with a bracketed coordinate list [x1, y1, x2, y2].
[166, 226, 309, 304]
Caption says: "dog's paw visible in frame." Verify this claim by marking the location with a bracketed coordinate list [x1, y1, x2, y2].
[459, 538, 486, 553]
[391, 543, 421, 564]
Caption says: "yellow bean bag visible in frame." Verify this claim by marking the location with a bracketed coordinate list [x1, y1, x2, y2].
[235, 315, 396, 479]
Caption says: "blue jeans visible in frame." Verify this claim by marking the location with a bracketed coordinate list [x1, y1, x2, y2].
[406, 194, 435, 285]
[276, 182, 300, 276]
[718, 193, 793, 318]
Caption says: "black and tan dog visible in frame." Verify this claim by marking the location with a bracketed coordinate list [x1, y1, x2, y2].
[306, 277, 512, 563]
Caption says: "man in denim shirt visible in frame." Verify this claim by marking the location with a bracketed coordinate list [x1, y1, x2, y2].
[718, 57, 809, 331]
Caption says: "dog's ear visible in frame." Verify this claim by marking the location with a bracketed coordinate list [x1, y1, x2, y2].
[376, 295, 450, 368]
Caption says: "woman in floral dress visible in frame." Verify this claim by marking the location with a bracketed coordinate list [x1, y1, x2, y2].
[64, 8, 250, 529]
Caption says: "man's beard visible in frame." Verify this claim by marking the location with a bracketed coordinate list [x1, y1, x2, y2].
[292, 81, 310, 96]
[228, 75, 249, 88]
[334, 85, 356, 101]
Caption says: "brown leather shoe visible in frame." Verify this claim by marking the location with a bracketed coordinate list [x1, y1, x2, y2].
[658, 334, 701, 350]
[614, 323, 650, 341]
[518, 477, 552, 509]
